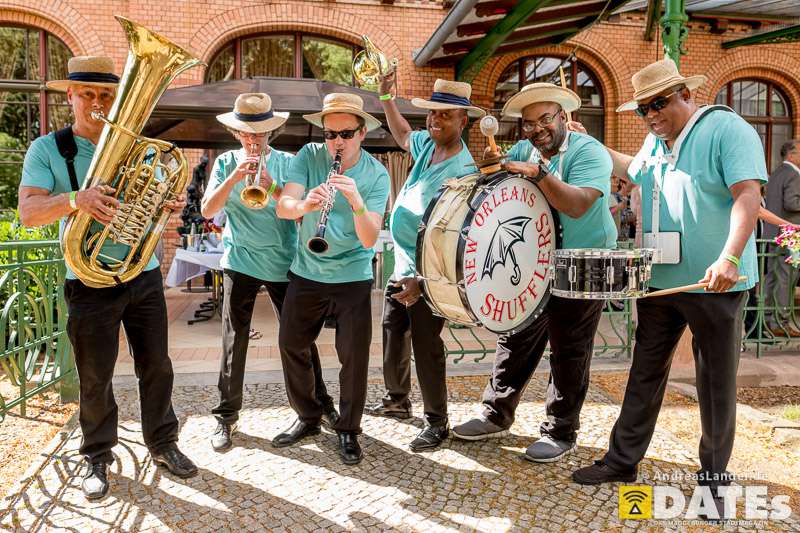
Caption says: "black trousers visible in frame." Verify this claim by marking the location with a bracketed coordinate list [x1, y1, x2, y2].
[603, 290, 746, 481]
[212, 269, 333, 425]
[64, 268, 178, 463]
[381, 282, 447, 426]
[279, 272, 373, 433]
[481, 295, 605, 442]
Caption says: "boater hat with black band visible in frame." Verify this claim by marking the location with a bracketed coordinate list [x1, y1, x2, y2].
[46, 56, 120, 91]
[411, 79, 486, 118]
[216, 93, 289, 134]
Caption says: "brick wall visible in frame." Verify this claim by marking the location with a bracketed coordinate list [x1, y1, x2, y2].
[3, 1, 799, 278]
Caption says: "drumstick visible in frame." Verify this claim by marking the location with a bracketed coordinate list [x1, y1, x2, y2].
[480, 115, 499, 154]
[643, 275, 747, 298]
[559, 66, 572, 122]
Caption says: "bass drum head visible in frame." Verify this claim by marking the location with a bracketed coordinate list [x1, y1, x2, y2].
[458, 174, 555, 334]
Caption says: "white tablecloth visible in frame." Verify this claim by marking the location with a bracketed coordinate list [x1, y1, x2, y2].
[166, 248, 223, 288]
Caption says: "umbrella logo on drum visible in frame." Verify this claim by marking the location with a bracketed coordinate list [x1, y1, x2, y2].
[481, 216, 532, 286]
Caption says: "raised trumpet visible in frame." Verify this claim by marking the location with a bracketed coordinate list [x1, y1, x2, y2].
[240, 143, 269, 209]
[352, 35, 398, 87]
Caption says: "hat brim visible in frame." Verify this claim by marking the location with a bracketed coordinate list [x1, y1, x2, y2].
[616, 75, 707, 112]
[216, 111, 290, 134]
[46, 80, 119, 92]
[502, 86, 581, 118]
[303, 108, 382, 132]
[411, 98, 485, 118]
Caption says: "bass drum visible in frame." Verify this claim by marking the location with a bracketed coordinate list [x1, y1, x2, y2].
[416, 171, 556, 334]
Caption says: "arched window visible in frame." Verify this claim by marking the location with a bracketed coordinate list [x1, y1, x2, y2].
[715, 80, 793, 173]
[494, 56, 605, 147]
[206, 33, 357, 86]
[0, 25, 72, 208]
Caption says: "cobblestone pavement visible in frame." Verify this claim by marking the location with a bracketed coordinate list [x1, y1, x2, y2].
[2, 375, 798, 532]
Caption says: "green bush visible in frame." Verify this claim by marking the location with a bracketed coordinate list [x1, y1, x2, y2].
[0, 210, 58, 244]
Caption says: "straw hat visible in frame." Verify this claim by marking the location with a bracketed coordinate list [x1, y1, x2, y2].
[303, 93, 382, 132]
[502, 82, 581, 118]
[617, 58, 707, 112]
[411, 79, 485, 118]
[216, 93, 289, 134]
[46, 56, 120, 92]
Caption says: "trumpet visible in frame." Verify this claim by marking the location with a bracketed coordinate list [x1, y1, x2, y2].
[240, 143, 269, 209]
[307, 149, 343, 254]
[352, 35, 398, 87]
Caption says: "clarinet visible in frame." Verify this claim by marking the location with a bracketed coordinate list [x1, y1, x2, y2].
[307, 149, 343, 254]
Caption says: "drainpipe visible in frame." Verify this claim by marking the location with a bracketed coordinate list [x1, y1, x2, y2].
[661, 0, 688, 66]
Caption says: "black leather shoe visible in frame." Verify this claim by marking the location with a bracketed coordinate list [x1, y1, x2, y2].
[367, 401, 412, 420]
[151, 445, 198, 479]
[322, 406, 341, 429]
[210, 422, 237, 452]
[409, 424, 449, 452]
[572, 460, 637, 485]
[82, 461, 110, 500]
[271, 418, 321, 448]
[337, 432, 363, 465]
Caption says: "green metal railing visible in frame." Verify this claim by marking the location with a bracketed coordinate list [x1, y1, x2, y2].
[0, 240, 77, 421]
[743, 238, 800, 357]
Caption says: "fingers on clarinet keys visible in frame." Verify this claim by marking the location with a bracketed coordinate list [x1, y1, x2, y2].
[271, 418, 321, 448]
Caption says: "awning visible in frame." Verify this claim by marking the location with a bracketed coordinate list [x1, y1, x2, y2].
[413, 0, 634, 82]
[145, 77, 428, 152]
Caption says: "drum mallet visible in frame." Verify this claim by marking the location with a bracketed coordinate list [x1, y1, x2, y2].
[643, 275, 748, 298]
[478, 115, 502, 174]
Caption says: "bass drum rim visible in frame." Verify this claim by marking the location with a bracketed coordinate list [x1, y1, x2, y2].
[416, 179, 481, 327]
[456, 172, 554, 335]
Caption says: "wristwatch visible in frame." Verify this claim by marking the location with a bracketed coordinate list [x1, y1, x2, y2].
[530, 160, 549, 184]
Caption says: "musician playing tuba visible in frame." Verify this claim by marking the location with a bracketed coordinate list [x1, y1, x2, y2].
[275, 93, 389, 465]
[17, 55, 197, 501]
[201, 93, 340, 452]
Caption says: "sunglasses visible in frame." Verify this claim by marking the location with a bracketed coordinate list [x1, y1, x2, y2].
[322, 127, 361, 140]
[634, 86, 686, 117]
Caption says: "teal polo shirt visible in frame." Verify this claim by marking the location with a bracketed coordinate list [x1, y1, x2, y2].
[206, 147, 297, 281]
[627, 106, 767, 291]
[390, 131, 476, 280]
[20, 132, 159, 280]
[286, 143, 390, 283]
[507, 132, 617, 249]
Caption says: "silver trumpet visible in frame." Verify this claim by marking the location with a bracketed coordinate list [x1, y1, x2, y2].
[240, 142, 269, 209]
[307, 149, 343, 254]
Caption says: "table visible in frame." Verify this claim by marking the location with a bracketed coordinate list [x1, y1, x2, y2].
[166, 248, 224, 324]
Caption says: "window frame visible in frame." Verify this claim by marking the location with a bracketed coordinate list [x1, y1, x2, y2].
[716, 79, 793, 173]
[206, 32, 359, 85]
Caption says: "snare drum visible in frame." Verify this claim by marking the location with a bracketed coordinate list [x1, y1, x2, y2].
[550, 248, 653, 299]
[416, 171, 556, 334]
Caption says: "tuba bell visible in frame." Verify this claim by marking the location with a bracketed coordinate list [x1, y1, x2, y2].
[62, 16, 203, 288]
[352, 36, 398, 88]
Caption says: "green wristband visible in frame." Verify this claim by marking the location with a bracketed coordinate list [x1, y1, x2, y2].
[723, 254, 740, 268]
[353, 205, 367, 216]
[379, 93, 394, 101]
[266, 180, 277, 197]
[68, 191, 78, 211]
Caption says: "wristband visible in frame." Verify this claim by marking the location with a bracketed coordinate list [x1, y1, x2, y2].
[266, 180, 277, 197]
[379, 93, 394, 101]
[68, 191, 78, 211]
[353, 205, 367, 216]
[723, 254, 740, 268]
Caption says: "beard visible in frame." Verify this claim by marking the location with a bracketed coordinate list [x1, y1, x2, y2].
[531, 122, 566, 154]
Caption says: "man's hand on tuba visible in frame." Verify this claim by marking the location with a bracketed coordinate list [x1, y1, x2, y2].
[76, 184, 120, 224]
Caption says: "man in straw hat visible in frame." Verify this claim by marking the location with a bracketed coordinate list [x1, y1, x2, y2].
[275, 93, 390, 464]
[17, 56, 197, 500]
[201, 93, 339, 452]
[571, 58, 765, 518]
[367, 76, 481, 451]
[452, 82, 617, 464]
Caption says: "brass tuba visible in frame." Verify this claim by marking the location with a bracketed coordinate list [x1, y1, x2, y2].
[62, 16, 203, 288]
[352, 36, 398, 88]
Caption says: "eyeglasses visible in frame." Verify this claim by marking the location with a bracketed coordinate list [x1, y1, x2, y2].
[634, 86, 685, 117]
[322, 127, 361, 140]
[521, 112, 561, 133]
